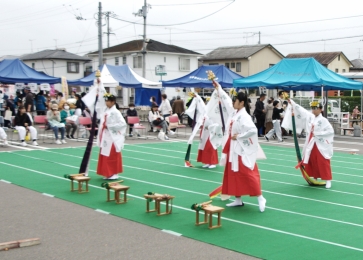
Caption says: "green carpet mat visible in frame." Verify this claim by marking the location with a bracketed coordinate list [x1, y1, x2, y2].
[1, 142, 363, 259]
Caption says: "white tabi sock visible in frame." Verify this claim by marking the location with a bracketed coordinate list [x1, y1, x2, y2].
[258, 195, 266, 212]
[226, 197, 243, 207]
[325, 180, 332, 189]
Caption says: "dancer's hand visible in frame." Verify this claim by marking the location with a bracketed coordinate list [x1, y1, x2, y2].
[231, 134, 238, 140]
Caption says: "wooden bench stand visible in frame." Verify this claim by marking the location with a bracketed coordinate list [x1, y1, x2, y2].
[69, 175, 90, 193]
[106, 184, 129, 204]
[195, 205, 224, 229]
[144, 193, 175, 216]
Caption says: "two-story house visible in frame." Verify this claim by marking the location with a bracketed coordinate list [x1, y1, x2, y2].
[21, 49, 91, 91]
[87, 39, 202, 100]
[201, 44, 284, 77]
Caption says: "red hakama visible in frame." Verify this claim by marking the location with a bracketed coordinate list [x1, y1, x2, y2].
[197, 138, 218, 165]
[303, 144, 332, 180]
[97, 144, 123, 178]
[221, 136, 262, 197]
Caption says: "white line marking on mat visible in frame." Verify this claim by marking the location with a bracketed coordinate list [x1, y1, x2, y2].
[95, 209, 110, 214]
[162, 230, 182, 236]
[42, 193, 54, 197]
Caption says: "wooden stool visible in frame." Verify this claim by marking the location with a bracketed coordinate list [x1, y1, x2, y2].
[196, 205, 224, 229]
[70, 176, 90, 193]
[144, 193, 175, 216]
[106, 184, 129, 204]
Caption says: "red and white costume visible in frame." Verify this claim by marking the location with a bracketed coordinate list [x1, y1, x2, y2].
[96, 104, 127, 178]
[283, 100, 334, 180]
[197, 117, 219, 165]
[221, 107, 262, 197]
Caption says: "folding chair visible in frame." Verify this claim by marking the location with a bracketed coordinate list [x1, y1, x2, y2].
[169, 115, 186, 138]
[77, 117, 98, 141]
[34, 115, 54, 143]
[126, 116, 147, 139]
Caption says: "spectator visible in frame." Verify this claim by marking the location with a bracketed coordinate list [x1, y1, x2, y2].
[150, 96, 158, 107]
[352, 105, 360, 126]
[159, 94, 172, 119]
[75, 94, 83, 116]
[264, 97, 274, 134]
[0, 127, 8, 146]
[265, 100, 285, 142]
[23, 87, 34, 115]
[254, 93, 267, 137]
[278, 91, 286, 107]
[14, 105, 38, 146]
[126, 103, 140, 137]
[3, 95, 15, 128]
[148, 104, 174, 140]
[60, 102, 77, 139]
[57, 92, 66, 111]
[14, 91, 23, 109]
[172, 95, 185, 123]
[47, 103, 66, 144]
[35, 90, 47, 115]
[170, 96, 176, 108]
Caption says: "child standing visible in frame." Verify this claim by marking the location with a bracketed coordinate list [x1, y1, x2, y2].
[265, 100, 284, 142]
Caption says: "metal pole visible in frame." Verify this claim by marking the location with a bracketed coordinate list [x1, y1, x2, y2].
[106, 13, 110, 48]
[142, 0, 147, 77]
[98, 2, 103, 69]
[258, 31, 261, 44]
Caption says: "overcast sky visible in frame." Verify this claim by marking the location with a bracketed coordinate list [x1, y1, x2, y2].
[1, 0, 363, 60]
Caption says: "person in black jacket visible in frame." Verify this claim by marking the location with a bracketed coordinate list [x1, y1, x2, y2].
[264, 100, 285, 142]
[254, 93, 266, 137]
[15, 105, 38, 146]
[126, 103, 140, 137]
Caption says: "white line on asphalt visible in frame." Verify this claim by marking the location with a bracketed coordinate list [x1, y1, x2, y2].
[95, 209, 110, 214]
[0, 179, 11, 184]
[161, 230, 182, 236]
[42, 193, 54, 197]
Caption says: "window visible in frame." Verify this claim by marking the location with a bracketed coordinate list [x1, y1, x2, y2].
[338, 55, 341, 61]
[342, 69, 346, 73]
[164, 57, 166, 63]
[236, 62, 241, 72]
[32, 63, 35, 69]
[122, 56, 126, 64]
[115, 57, 119, 65]
[208, 63, 218, 65]
[225, 63, 230, 68]
[179, 58, 190, 71]
[230, 62, 235, 68]
[67, 62, 79, 73]
[269, 64, 275, 68]
[103, 58, 107, 64]
[335, 68, 339, 73]
[133, 56, 142, 68]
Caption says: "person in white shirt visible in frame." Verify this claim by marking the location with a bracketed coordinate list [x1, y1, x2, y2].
[159, 94, 172, 119]
[148, 104, 174, 140]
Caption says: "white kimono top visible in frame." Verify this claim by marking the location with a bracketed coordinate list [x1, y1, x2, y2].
[186, 93, 206, 145]
[282, 100, 334, 163]
[221, 107, 259, 171]
[97, 105, 127, 157]
[198, 116, 223, 150]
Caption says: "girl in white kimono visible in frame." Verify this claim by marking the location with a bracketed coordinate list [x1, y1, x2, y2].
[197, 116, 219, 168]
[283, 100, 334, 188]
[221, 92, 267, 212]
[97, 94, 127, 180]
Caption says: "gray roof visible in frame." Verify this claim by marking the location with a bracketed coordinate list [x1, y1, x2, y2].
[89, 39, 202, 55]
[351, 59, 363, 69]
[202, 44, 284, 60]
[0, 55, 20, 61]
[21, 49, 91, 62]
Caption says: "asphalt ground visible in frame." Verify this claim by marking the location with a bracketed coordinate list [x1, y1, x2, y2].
[0, 125, 362, 259]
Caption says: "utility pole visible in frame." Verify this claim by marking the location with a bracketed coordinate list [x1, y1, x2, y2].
[98, 2, 103, 69]
[258, 31, 261, 44]
[104, 11, 115, 48]
[54, 39, 58, 49]
[134, 0, 150, 77]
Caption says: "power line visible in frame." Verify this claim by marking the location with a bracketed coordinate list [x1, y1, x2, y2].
[151, 0, 234, 6]
[110, 0, 235, 26]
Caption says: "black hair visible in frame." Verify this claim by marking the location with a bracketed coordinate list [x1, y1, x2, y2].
[260, 93, 266, 98]
[273, 100, 279, 107]
[129, 103, 135, 107]
[57, 92, 63, 97]
[278, 91, 284, 96]
[235, 92, 250, 115]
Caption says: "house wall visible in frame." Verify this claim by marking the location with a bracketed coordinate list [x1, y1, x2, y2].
[327, 55, 351, 74]
[202, 47, 283, 77]
[22, 59, 87, 91]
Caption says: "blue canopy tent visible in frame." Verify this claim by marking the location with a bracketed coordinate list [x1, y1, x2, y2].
[233, 58, 363, 91]
[162, 65, 243, 88]
[0, 59, 61, 84]
[68, 64, 162, 106]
